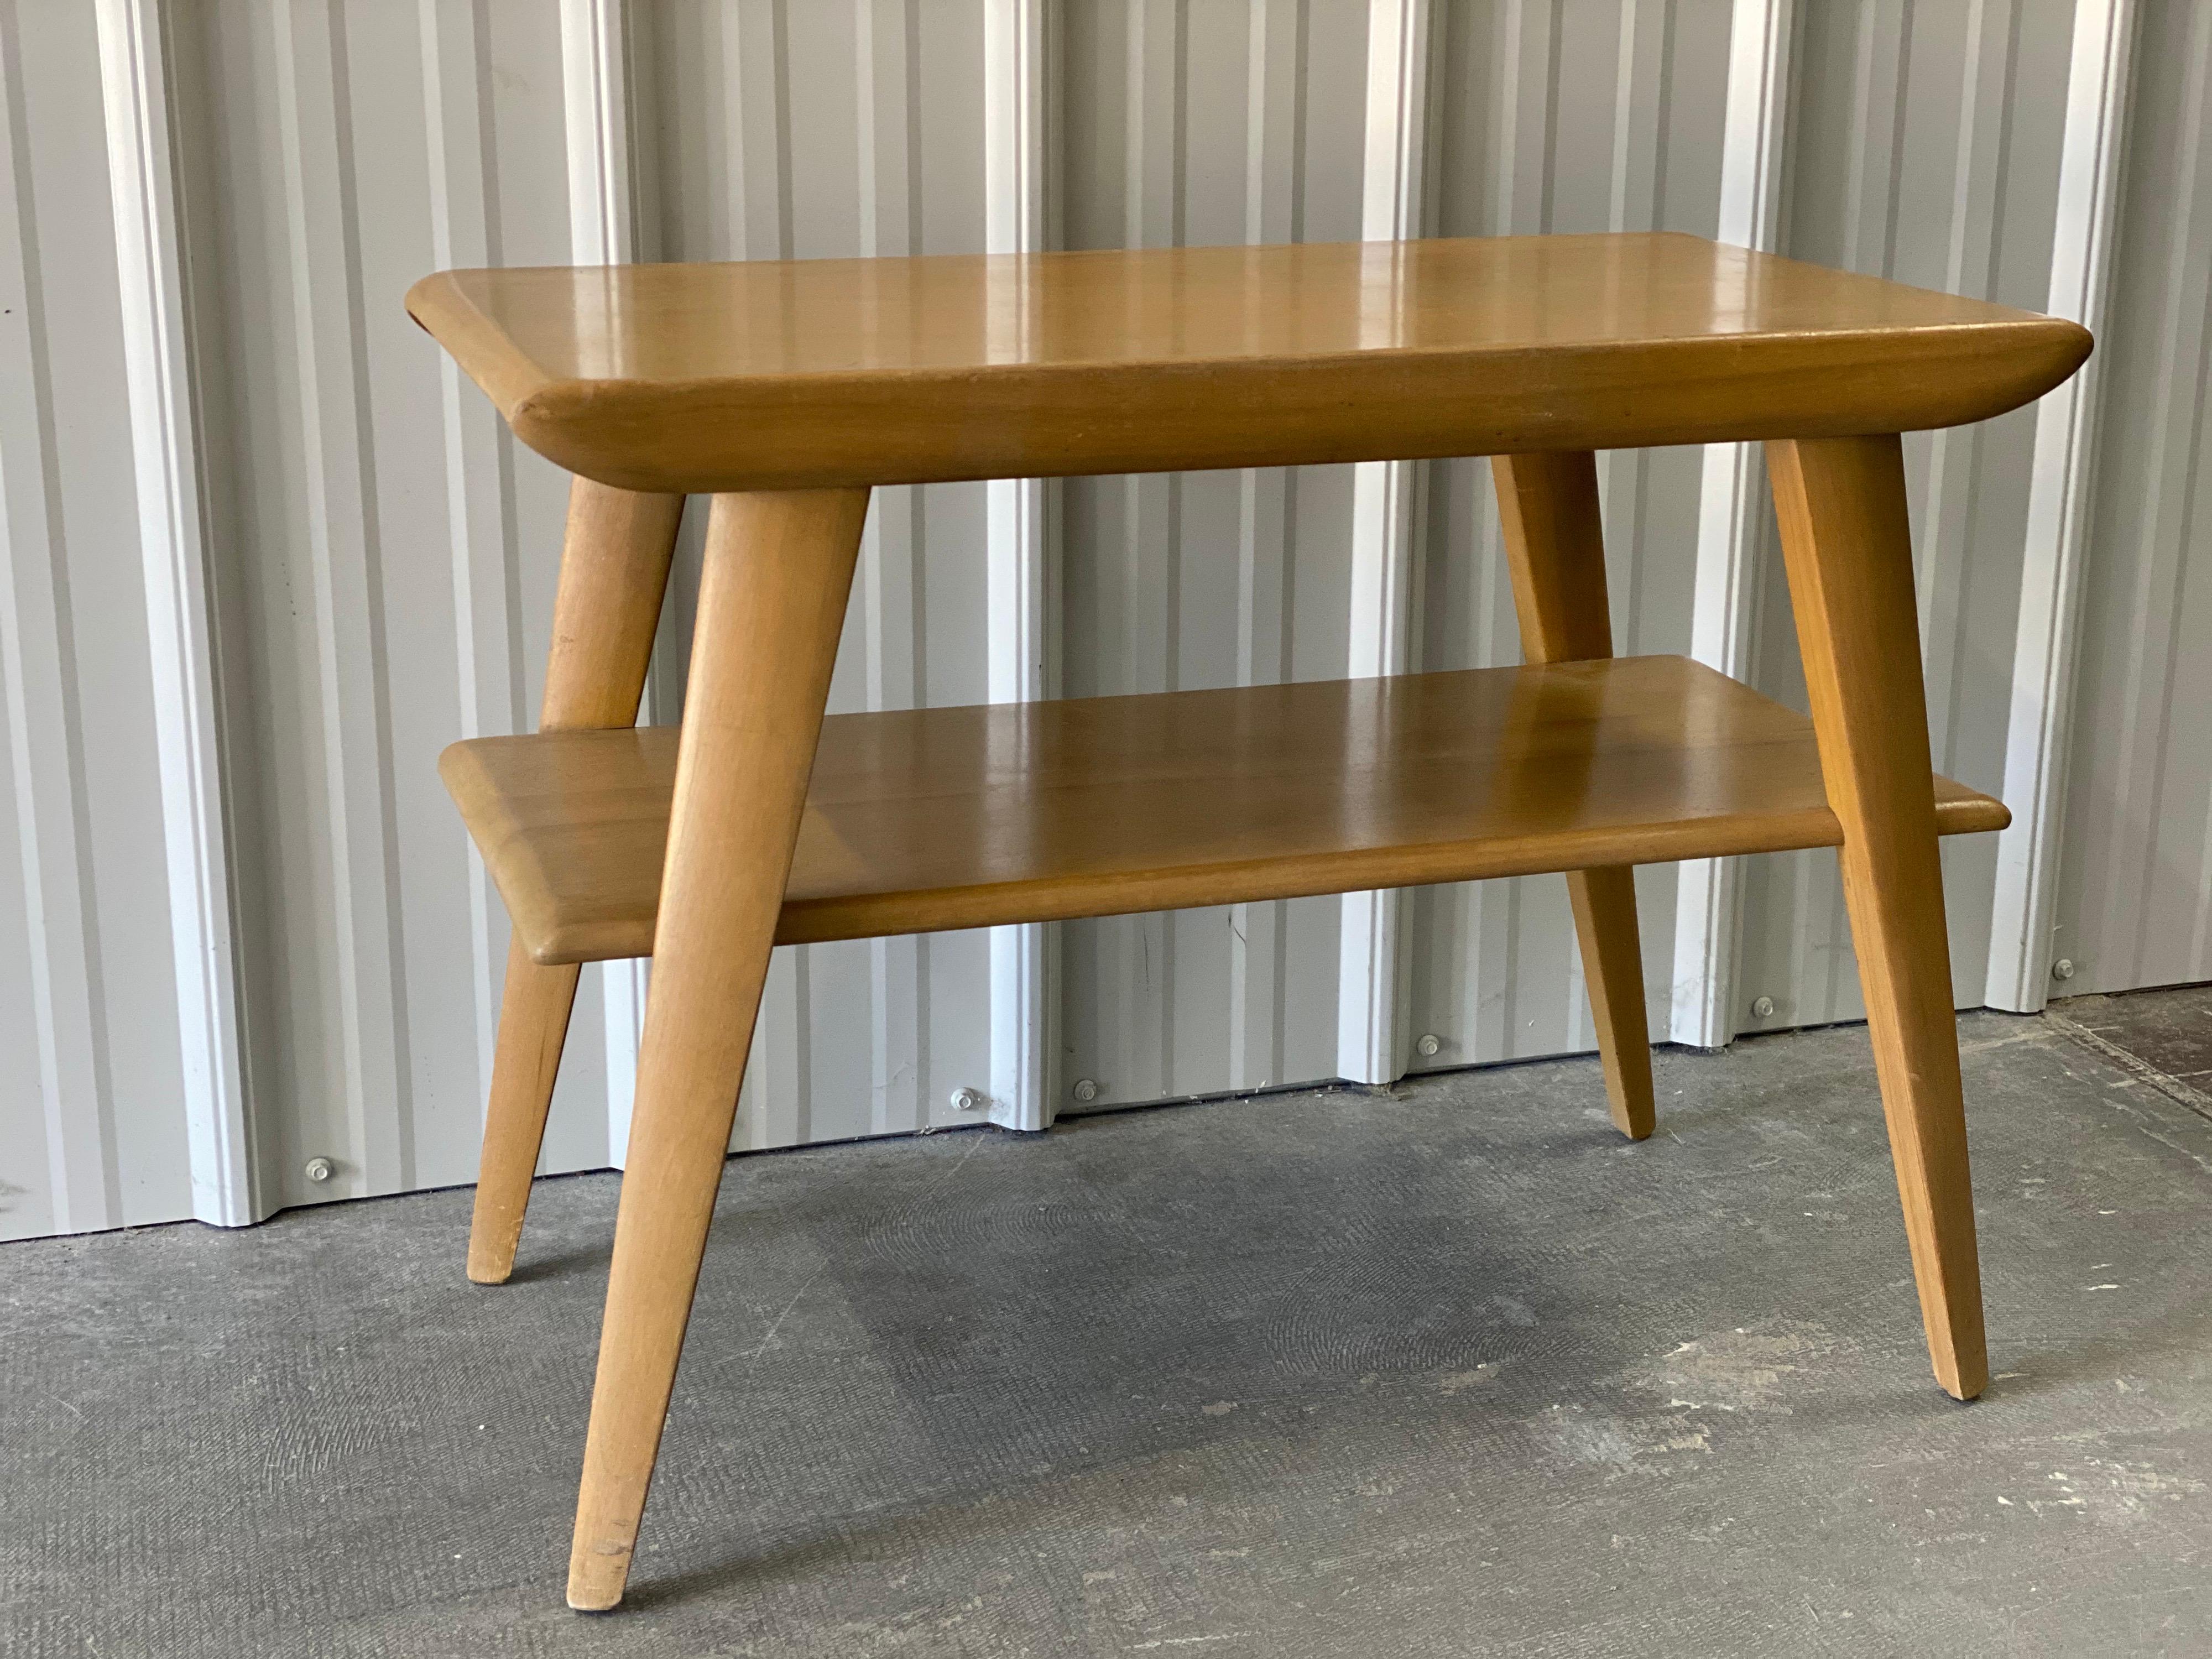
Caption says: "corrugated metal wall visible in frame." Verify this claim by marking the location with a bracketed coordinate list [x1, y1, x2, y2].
[1052, 0, 1366, 1110]
[2, 0, 2197, 1243]
[1731, 0, 2081, 1034]
[2050, 0, 2212, 997]
[186, 0, 1005, 1224]
[643, 1, 1003, 1157]
[0, 0, 193, 1238]
[1402, 0, 1731, 1080]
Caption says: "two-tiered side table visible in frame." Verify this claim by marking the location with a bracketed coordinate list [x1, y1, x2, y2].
[408, 233, 2089, 1610]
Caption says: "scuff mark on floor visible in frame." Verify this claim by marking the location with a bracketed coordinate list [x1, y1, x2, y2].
[2047, 1008, 2212, 1122]
[1629, 1319, 1835, 1415]
[1437, 1363, 1499, 1395]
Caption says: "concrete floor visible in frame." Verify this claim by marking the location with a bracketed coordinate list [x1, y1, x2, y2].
[8, 989, 2212, 1657]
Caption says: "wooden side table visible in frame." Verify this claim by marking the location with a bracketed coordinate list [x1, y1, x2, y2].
[408, 233, 2089, 1610]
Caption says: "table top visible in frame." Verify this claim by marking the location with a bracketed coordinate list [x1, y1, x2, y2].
[407, 233, 2089, 494]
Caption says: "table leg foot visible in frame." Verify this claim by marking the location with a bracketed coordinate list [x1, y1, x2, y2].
[465, 480, 681, 1285]
[468, 945, 582, 1284]
[1567, 868, 1656, 1139]
[1770, 435, 1987, 1401]
[566, 487, 868, 1611]
[1492, 452, 1656, 1140]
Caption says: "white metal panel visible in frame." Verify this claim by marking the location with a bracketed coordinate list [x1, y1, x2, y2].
[0, 0, 117, 1240]
[179, 0, 578, 1215]
[425, 0, 533, 1176]
[1336, 0, 1432, 1089]
[1055, 0, 1365, 1114]
[648, 0, 997, 1152]
[1731, 0, 2080, 1036]
[2049, 0, 2212, 997]
[97, 0, 257, 1227]
[1984, 0, 2139, 1012]
[860, 0, 932, 1143]
[172, 0, 997, 1225]
[983, 0, 1057, 1131]
[1668, 0, 1795, 1050]
[0, 0, 199, 1243]
[1401, 0, 1731, 1079]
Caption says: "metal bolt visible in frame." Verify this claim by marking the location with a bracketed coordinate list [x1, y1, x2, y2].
[950, 1086, 986, 1113]
[304, 1156, 336, 1184]
[2051, 958, 2077, 982]
[1071, 1078, 1099, 1103]
[1416, 1033, 1442, 1058]
[1751, 995, 1777, 1020]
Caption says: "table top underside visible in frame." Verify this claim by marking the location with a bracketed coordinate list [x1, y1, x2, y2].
[408, 233, 2090, 494]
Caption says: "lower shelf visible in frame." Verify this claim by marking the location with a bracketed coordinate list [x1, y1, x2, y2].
[441, 654, 2008, 966]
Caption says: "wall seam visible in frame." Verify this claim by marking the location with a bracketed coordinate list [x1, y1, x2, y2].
[94, 0, 254, 1223]
[1667, 0, 1796, 1050]
[1985, 0, 2141, 1011]
[268, 0, 413, 1197]
[984, 0, 1057, 1131]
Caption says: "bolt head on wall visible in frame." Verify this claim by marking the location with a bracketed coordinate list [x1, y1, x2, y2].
[1071, 1078, 1099, 1103]
[2051, 958, 2077, 982]
[304, 1156, 336, 1184]
[1415, 1034, 1441, 1058]
[1751, 995, 1777, 1020]
[949, 1086, 985, 1113]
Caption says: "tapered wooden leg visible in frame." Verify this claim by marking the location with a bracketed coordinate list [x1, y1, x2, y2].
[1491, 452, 1655, 1139]
[1767, 435, 1987, 1401]
[468, 943, 585, 1284]
[1562, 868, 1655, 1139]
[466, 480, 683, 1286]
[566, 488, 869, 1611]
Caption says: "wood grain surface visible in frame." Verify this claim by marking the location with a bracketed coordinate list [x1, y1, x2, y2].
[440, 655, 2010, 967]
[1769, 435, 1990, 1401]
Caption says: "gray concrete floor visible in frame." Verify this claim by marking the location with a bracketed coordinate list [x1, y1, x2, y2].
[9, 990, 2212, 1657]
